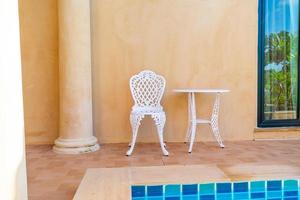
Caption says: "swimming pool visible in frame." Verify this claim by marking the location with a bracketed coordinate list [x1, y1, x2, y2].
[131, 180, 299, 200]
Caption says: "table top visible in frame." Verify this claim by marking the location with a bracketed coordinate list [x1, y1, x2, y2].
[173, 89, 230, 93]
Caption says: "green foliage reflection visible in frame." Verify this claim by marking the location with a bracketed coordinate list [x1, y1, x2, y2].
[264, 31, 298, 119]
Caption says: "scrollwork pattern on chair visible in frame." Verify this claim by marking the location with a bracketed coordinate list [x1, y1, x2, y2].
[130, 70, 165, 110]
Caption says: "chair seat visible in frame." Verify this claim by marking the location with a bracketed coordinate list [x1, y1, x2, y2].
[132, 106, 164, 114]
[195, 119, 211, 124]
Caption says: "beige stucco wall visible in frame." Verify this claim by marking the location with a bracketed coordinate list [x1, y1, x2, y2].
[91, 0, 258, 143]
[19, 0, 59, 144]
[20, 0, 259, 144]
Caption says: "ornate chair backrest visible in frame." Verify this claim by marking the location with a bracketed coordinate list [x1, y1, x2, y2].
[130, 70, 166, 109]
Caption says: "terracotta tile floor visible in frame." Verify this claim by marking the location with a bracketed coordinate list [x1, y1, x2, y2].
[26, 141, 300, 200]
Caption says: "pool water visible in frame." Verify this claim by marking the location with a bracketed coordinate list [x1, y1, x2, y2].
[131, 180, 299, 200]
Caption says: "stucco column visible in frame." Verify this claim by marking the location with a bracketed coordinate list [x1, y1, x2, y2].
[53, 0, 100, 154]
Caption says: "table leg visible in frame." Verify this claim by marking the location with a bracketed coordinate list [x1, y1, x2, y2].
[210, 93, 225, 148]
[188, 92, 197, 153]
[185, 93, 192, 143]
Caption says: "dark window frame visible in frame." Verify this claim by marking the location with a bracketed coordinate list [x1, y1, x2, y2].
[258, 0, 300, 127]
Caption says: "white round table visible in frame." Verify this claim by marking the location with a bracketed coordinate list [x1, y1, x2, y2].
[173, 89, 230, 153]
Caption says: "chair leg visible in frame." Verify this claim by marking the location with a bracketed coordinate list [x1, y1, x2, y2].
[188, 92, 197, 153]
[188, 122, 197, 153]
[126, 113, 143, 156]
[152, 112, 169, 156]
[185, 93, 192, 143]
[185, 121, 192, 143]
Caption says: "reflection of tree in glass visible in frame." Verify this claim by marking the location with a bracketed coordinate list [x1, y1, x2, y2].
[264, 31, 298, 115]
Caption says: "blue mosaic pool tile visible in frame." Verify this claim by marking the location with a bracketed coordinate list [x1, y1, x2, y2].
[200, 194, 215, 200]
[267, 180, 282, 191]
[183, 195, 198, 200]
[233, 192, 249, 199]
[234, 182, 248, 193]
[284, 198, 298, 200]
[216, 183, 232, 193]
[165, 184, 181, 197]
[200, 183, 215, 195]
[216, 193, 232, 200]
[147, 185, 163, 197]
[165, 197, 180, 200]
[250, 192, 265, 199]
[132, 186, 145, 197]
[250, 181, 265, 192]
[147, 197, 163, 200]
[132, 198, 146, 200]
[267, 190, 282, 198]
[284, 190, 298, 197]
[284, 180, 298, 191]
[182, 184, 198, 195]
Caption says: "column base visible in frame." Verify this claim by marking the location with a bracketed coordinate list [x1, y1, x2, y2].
[53, 136, 100, 154]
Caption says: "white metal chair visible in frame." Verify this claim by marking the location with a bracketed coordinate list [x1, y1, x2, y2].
[126, 70, 169, 156]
